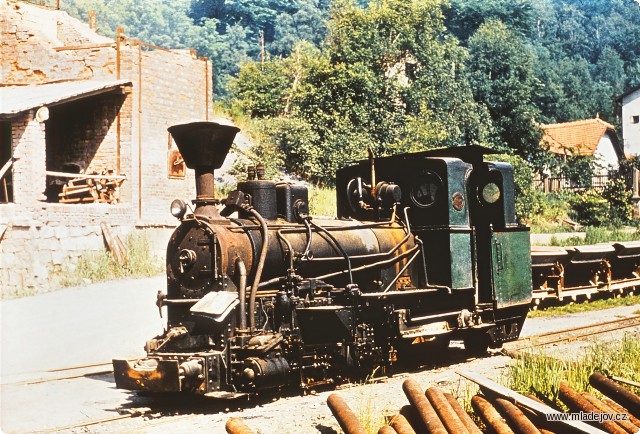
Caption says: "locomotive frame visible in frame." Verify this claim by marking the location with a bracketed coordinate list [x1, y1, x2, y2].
[113, 121, 532, 397]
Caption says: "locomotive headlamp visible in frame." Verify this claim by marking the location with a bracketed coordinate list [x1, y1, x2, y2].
[170, 199, 187, 220]
[481, 182, 501, 204]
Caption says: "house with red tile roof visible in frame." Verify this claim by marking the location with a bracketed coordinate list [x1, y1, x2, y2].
[540, 117, 623, 173]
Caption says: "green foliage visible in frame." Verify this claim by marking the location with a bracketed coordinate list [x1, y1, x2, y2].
[231, 0, 492, 184]
[567, 189, 610, 227]
[552, 156, 597, 188]
[526, 192, 571, 229]
[308, 185, 336, 217]
[566, 178, 634, 227]
[602, 178, 634, 226]
[467, 20, 542, 162]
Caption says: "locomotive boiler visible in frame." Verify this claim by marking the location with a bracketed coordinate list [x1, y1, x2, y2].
[113, 121, 532, 397]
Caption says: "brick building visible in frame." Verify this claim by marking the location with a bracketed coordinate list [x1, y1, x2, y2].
[0, 1, 215, 295]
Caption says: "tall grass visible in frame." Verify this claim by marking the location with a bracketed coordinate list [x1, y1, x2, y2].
[309, 185, 336, 217]
[55, 232, 163, 287]
[504, 333, 640, 407]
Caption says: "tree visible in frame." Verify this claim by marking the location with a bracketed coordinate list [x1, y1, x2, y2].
[467, 20, 542, 161]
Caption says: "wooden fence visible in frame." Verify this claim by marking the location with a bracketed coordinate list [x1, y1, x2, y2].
[534, 171, 635, 193]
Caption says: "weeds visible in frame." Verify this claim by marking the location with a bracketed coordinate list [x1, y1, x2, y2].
[352, 369, 388, 434]
[308, 185, 336, 217]
[54, 232, 163, 287]
[504, 333, 640, 408]
[528, 294, 640, 317]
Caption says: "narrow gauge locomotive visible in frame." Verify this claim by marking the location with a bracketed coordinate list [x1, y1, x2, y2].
[113, 121, 532, 397]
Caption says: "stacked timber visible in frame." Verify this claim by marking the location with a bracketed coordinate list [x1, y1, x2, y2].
[53, 170, 125, 204]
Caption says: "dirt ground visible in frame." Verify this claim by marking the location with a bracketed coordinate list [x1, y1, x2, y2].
[1, 277, 638, 434]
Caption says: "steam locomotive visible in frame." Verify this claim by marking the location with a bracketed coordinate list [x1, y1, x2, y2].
[113, 121, 532, 397]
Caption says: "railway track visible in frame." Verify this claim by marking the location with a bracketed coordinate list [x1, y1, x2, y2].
[1, 362, 113, 386]
[504, 314, 640, 353]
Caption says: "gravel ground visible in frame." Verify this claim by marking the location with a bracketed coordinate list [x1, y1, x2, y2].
[1, 276, 638, 434]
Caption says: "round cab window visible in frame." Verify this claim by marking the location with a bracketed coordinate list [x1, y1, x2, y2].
[411, 172, 442, 208]
[482, 182, 501, 204]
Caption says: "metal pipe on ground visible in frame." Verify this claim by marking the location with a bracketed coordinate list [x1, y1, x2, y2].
[580, 392, 640, 434]
[558, 381, 627, 434]
[225, 418, 255, 434]
[390, 414, 416, 434]
[400, 405, 423, 433]
[603, 399, 640, 428]
[425, 387, 471, 434]
[443, 392, 482, 434]
[378, 426, 398, 434]
[471, 395, 515, 434]
[590, 373, 640, 420]
[327, 393, 367, 434]
[493, 397, 542, 434]
[402, 379, 447, 434]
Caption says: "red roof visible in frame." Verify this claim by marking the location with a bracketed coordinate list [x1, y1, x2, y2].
[541, 118, 617, 157]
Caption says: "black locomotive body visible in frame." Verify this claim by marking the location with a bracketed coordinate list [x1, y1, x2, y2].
[113, 122, 532, 397]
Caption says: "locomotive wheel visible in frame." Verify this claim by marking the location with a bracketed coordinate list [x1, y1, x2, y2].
[463, 332, 490, 356]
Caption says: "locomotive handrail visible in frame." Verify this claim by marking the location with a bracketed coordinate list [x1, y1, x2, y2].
[309, 220, 354, 284]
[311, 244, 420, 281]
[382, 244, 422, 293]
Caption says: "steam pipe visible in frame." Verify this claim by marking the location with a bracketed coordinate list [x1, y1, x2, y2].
[310, 220, 354, 284]
[248, 208, 269, 330]
[235, 257, 247, 330]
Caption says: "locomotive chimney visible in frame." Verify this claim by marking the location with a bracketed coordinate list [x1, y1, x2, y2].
[168, 121, 240, 218]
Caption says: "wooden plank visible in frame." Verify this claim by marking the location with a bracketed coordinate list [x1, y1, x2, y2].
[54, 43, 115, 51]
[46, 171, 127, 180]
[100, 222, 127, 266]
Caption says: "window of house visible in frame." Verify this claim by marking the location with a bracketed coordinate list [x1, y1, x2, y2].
[632, 115, 640, 124]
[0, 122, 13, 203]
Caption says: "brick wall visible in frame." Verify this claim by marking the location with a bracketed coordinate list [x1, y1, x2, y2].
[1, 1, 115, 83]
[122, 46, 210, 224]
[0, 1, 218, 295]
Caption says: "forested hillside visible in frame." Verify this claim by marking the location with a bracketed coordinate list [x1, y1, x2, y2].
[61, 0, 640, 183]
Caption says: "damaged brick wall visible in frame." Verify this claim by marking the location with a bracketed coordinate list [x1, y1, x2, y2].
[0, 1, 116, 83]
[0, 1, 214, 296]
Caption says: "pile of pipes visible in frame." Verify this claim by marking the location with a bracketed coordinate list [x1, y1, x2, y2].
[224, 371, 640, 434]
[327, 379, 480, 434]
[326, 371, 640, 434]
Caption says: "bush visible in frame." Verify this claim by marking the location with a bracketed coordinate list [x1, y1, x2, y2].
[567, 179, 634, 227]
[568, 189, 610, 226]
[602, 178, 634, 225]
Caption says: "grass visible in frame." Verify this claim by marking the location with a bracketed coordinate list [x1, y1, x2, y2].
[54, 232, 163, 287]
[352, 369, 388, 434]
[528, 294, 640, 318]
[543, 226, 640, 246]
[308, 185, 336, 217]
[503, 333, 640, 408]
